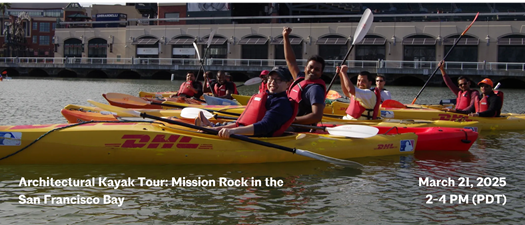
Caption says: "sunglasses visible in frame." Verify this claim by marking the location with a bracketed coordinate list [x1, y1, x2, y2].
[376, 80, 384, 82]
[458, 83, 468, 86]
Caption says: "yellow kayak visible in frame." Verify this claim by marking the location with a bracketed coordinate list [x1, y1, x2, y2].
[0, 122, 417, 165]
[379, 107, 525, 131]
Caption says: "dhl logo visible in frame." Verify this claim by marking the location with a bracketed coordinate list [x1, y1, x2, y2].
[374, 143, 395, 150]
[105, 134, 212, 149]
[433, 113, 473, 122]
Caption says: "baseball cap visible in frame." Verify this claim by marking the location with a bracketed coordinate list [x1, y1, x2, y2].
[478, 78, 493, 88]
[269, 66, 293, 82]
[260, 70, 270, 77]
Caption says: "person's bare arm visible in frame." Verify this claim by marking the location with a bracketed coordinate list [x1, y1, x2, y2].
[294, 103, 324, 124]
[283, 27, 301, 80]
[338, 65, 355, 96]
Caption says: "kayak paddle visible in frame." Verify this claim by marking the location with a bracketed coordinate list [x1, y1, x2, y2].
[326, 90, 343, 100]
[326, 8, 374, 94]
[411, 12, 479, 105]
[237, 77, 262, 88]
[87, 100, 364, 169]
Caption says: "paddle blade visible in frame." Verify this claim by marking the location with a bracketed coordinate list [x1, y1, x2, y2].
[243, 77, 262, 86]
[206, 30, 216, 48]
[295, 149, 364, 169]
[181, 107, 214, 119]
[326, 90, 342, 100]
[193, 42, 201, 60]
[88, 100, 141, 117]
[352, 8, 374, 45]
[461, 12, 479, 35]
[326, 125, 379, 139]
[105, 93, 150, 106]
[382, 99, 406, 108]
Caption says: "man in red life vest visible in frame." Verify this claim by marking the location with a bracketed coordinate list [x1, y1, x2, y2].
[283, 27, 326, 130]
[338, 65, 381, 120]
[195, 66, 296, 138]
[453, 78, 503, 117]
[171, 71, 203, 98]
[439, 61, 479, 111]
[213, 71, 236, 99]
[258, 70, 270, 94]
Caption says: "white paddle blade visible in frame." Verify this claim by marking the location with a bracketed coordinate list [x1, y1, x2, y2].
[326, 125, 379, 138]
[181, 107, 214, 119]
[352, 8, 374, 45]
[243, 77, 262, 86]
[192, 42, 201, 60]
[207, 30, 216, 48]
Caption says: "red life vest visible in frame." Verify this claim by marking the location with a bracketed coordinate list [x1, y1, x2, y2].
[214, 83, 228, 97]
[474, 91, 504, 117]
[287, 77, 326, 103]
[456, 89, 477, 111]
[345, 88, 381, 119]
[258, 82, 268, 94]
[236, 92, 298, 136]
[232, 82, 239, 95]
[178, 81, 195, 97]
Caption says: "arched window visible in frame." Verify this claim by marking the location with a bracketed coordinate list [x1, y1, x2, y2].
[497, 34, 525, 63]
[88, 38, 108, 58]
[402, 35, 436, 62]
[239, 35, 268, 65]
[64, 38, 82, 57]
[273, 35, 302, 61]
[317, 35, 348, 67]
[355, 35, 386, 60]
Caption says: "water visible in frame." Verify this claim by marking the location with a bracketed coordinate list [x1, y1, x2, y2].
[1, 78, 524, 224]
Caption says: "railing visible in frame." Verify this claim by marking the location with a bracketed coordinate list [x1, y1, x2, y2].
[2, 57, 525, 73]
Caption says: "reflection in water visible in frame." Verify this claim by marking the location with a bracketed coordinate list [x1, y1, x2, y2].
[0, 78, 524, 223]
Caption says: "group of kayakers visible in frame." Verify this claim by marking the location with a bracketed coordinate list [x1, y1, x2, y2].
[439, 61, 503, 117]
[184, 26, 503, 139]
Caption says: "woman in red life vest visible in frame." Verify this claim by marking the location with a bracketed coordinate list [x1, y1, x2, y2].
[258, 70, 270, 94]
[195, 66, 296, 138]
[171, 71, 203, 98]
[439, 61, 479, 111]
[453, 78, 503, 117]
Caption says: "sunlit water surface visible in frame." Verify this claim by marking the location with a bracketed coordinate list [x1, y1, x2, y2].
[0, 78, 524, 224]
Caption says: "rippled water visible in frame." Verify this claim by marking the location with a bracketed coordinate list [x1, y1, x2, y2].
[1, 78, 524, 224]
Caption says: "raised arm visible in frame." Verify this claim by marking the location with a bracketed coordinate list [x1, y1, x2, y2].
[338, 65, 355, 97]
[440, 61, 460, 95]
[283, 27, 301, 80]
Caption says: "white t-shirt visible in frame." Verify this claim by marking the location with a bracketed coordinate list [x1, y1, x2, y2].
[343, 88, 377, 120]
[380, 90, 392, 103]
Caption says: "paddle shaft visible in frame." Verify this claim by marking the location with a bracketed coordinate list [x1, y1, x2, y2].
[207, 114, 330, 131]
[140, 112, 299, 153]
[411, 12, 479, 104]
[149, 101, 244, 117]
[326, 45, 355, 94]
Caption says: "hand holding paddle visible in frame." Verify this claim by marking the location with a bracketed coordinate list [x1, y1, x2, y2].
[87, 100, 364, 169]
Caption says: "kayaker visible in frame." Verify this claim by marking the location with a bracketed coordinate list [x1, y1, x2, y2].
[283, 27, 326, 130]
[225, 73, 239, 95]
[371, 74, 391, 103]
[0, 71, 5, 81]
[212, 71, 236, 99]
[202, 71, 217, 94]
[195, 66, 296, 138]
[171, 71, 203, 99]
[338, 65, 381, 120]
[439, 60, 479, 111]
[258, 70, 270, 94]
[447, 78, 503, 117]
